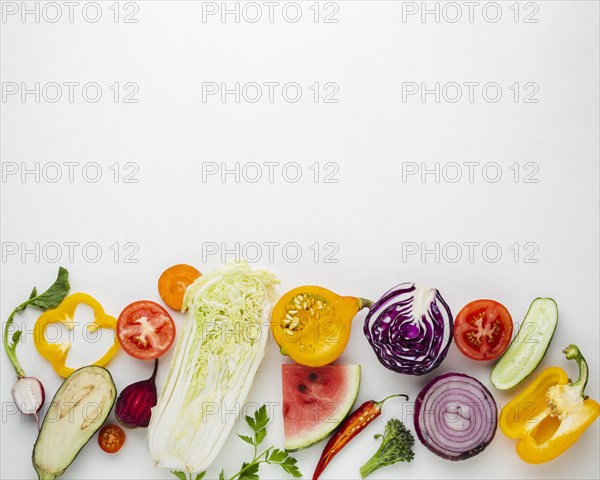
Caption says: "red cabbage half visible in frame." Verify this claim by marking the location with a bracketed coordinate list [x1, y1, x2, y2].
[363, 283, 453, 375]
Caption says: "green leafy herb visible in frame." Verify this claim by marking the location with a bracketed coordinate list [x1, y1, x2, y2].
[27, 266, 70, 310]
[237, 462, 259, 480]
[359, 418, 415, 479]
[170, 471, 206, 480]
[171, 405, 302, 480]
[3, 267, 70, 377]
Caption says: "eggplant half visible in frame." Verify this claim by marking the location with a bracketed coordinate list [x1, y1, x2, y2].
[33, 366, 116, 480]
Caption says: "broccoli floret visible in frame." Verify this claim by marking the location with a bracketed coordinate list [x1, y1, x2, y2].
[359, 418, 415, 479]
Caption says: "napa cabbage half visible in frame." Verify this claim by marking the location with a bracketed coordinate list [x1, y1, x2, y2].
[147, 261, 279, 472]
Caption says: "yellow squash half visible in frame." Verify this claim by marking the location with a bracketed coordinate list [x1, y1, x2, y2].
[271, 286, 372, 367]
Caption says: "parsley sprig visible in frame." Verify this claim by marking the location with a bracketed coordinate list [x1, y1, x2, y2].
[171, 405, 302, 480]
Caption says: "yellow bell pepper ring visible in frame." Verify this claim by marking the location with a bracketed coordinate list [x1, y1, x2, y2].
[499, 344, 600, 464]
[34, 293, 120, 378]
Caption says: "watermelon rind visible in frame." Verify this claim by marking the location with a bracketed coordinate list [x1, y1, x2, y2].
[284, 365, 361, 452]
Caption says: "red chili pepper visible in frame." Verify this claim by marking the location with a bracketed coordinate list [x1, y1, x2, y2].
[312, 393, 408, 480]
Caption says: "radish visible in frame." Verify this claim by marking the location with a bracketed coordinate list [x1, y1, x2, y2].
[11, 376, 45, 426]
[3, 267, 70, 427]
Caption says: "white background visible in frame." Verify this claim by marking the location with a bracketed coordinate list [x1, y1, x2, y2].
[1, 1, 599, 479]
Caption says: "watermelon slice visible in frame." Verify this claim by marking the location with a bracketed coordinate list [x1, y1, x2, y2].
[282, 364, 361, 452]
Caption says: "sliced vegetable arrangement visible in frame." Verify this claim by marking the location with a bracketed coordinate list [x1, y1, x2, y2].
[364, 283, 453, 375]
[414, 373, 498, 460]
[148, 262, 279, 472]
[499, 345, 599, 463]
[2, 264, 599, 479]
[272, 286, 372, 366]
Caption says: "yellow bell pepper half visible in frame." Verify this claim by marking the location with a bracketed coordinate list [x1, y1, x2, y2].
[499, 344, 599, 463]
[34, 293, 120, 377]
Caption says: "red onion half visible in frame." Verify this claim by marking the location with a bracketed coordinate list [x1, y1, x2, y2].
[414, 372, 497, 460]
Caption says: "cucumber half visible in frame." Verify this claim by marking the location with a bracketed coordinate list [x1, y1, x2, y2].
[33, 366, 116, 480]
[491, 297, 558, 390]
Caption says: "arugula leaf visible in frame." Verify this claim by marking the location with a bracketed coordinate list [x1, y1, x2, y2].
[170, 471, 188, 480]
[27, 266, 70, 310]
[219, 470, 225, 480]
[28, 287, 37, 300]
[194, 472, 206, 480]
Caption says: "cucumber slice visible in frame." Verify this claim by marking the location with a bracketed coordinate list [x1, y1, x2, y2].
[491, 298, 558, 390]
[33, 366, 116, 480]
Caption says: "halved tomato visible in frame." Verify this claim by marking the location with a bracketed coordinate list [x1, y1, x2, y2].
[158, 264, 201, 311]
[117, 301, 175, 360]
[98, 424, 125, 454]
[454, 299, 513, 361]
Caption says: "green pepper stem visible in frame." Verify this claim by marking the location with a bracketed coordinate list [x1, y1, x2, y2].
[563, 344, 589, 395]
[3, 305, 27, 378]
[563, 344, 589, 391]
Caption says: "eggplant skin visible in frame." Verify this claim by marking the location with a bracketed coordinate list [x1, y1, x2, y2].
[32, 366, 116, 480]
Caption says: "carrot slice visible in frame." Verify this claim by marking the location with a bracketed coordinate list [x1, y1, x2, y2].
[158, 264, 201, 311]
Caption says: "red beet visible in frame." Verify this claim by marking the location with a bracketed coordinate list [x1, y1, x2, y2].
[115, 359, 158, 428]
